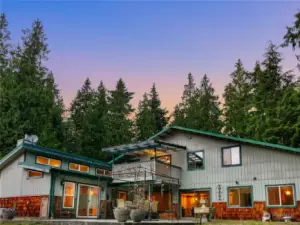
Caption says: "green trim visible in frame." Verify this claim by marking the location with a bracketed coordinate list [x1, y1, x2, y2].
[35, 155, 62, 169]
[18, 161, 51, 172]
[108, 154, 123, 165]
[187, 150, 205, 171]
[49, 172, 56, 218]
[227, 186, 253, 208]
[150, 126, 300, 153]
[265, 183, 297, 208]
[0, 144, 24, 169]
[221, 145, 242, 167]
[61, 181, 77, 210]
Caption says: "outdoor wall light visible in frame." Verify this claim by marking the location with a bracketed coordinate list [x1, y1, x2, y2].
[235, 181, 239, 185]
[253, 177, 257, 181]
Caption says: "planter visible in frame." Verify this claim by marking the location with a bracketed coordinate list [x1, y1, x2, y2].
[113, 208, 130, 222]
[0, 208, 16, 220]
[130, 209, 145, 222]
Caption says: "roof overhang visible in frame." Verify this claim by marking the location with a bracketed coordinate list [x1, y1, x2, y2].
[102, 139, 187, 155]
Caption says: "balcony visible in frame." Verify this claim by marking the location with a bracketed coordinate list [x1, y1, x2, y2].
[112, 159, 181, 184]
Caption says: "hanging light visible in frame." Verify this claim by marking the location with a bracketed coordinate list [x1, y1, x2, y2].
[285, 190, 291, 196]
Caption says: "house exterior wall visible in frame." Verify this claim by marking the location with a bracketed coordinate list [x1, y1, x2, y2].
[157, 131, 300, 221]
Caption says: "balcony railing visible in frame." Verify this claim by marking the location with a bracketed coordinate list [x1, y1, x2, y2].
[112, 159, 181, 184]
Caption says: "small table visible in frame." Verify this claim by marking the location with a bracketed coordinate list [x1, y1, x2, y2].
[283, 216, 292, 222]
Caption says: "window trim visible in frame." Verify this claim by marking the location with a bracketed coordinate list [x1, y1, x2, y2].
[227, 186, 253, 208]
[68, 162, 90, 173]
[96, 168, 112, 177]
[265, 184, 297, 208]
[187, 150, 205, 171]
[221, 145, 242, 167]
[35, 155, 62, 168]
[27, 170, 43, 179]
[62, 181, 76, 209]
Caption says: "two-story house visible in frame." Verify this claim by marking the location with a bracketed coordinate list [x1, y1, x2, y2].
[103, 126, 300, 221]
[0, 140, 112, 218]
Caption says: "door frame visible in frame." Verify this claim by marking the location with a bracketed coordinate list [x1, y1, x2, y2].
[76, 184, 100, 218]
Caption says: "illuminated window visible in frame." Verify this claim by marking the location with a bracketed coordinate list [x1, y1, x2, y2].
[69, 163, 89, 173]
[36, 156, 61, 168]
[228, 187, 252, 207]
[187, 151, 204, 170]
[28, 170, 43, 178]
[267, 185, 295, 207]
[222, 146, 241, 166]
[96, 168, 112, 176]
[63, 182, 75, 208]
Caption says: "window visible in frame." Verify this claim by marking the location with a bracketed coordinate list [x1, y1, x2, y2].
[228, 187, 252, 207]
[187, 151, 204, 170]
[28, 170, 43, 178]
[36, 156, 61, 168]
[266, 185, 295, 207]
[63, 182, 75, 208]
[69, 163, 89, 173]
[222, 146, 241, 166]
[96, 168, 112, 177]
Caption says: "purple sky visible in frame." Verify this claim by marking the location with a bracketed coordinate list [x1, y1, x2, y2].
[2, 1, 299, 112]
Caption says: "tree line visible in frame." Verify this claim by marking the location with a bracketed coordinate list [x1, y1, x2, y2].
[0, 11, 299, 160]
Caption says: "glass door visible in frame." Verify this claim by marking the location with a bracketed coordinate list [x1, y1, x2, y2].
[77, 184, 99, 217]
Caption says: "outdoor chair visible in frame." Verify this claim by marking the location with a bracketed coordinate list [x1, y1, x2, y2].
[151, 201, 159, 219]
[116, 199, 125, 208]
[262, 211, 271, 222]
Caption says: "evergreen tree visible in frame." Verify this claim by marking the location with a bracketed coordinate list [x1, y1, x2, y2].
[68, 78, 94, 154]
[149, 83, 169, 132]
[191, 74, 222, 132]
[105, 79, 134, 146]
[223, 59, 252, 137]
[283, 10, 300, 70]
[135, 93, 156, 141]
[0, 13, 10, 75]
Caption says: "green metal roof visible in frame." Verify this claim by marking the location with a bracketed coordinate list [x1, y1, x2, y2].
[151, 126, 300, 154]
[0, 142, 111, 170]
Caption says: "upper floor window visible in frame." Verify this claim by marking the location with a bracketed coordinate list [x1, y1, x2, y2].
[228, 186, 253, 208]
[187, 151, 204, 170]
[222, 146, 241, 166]
[36, 156, 61, 168]
[266, 184, 295, 207]
[69, 163, 89, 173]
[96, 168, 112, 177]
[28, 170, 43, 179]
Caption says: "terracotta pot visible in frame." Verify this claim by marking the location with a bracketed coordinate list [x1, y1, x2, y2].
[113, 208, 130, 222]
[130, 209, 146, 222]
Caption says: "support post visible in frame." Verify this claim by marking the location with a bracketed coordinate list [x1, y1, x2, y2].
[154, 148, 157, 160]
[49, 172, 56, 218]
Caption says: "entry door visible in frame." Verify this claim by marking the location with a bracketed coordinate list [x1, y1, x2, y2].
[77, 184, 99, 217]
[40, 198, 49, 217]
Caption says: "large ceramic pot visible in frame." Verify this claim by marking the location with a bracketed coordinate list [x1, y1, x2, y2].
[0, 208, 16, 220]
[130, 209, 145, 222]
[113, 208, 130, 222]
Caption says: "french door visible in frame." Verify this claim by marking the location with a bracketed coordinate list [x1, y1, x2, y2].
[77, 184, 99, 218]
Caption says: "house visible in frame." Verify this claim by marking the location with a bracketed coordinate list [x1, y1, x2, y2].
[0, 139, 112, 218]
[103, 126, 300, 221]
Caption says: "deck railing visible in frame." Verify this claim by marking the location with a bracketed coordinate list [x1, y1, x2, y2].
[112, 159, 181, 184]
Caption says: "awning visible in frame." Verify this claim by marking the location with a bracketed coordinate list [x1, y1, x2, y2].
[102, 139, 186, 155]
[18, 162, 51, 173]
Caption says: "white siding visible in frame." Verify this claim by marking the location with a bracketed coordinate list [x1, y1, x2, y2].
[0, 154, 50, 197]
[161, 131, 300, 203]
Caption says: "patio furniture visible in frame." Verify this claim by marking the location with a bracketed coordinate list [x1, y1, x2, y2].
[151, 200, 159, 219]
[283, 216, 291, 222]
[262, 211, 271, 222]
[117, 199, 125, 208]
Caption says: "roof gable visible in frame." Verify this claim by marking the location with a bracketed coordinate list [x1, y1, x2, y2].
[150, 126, 300, 154]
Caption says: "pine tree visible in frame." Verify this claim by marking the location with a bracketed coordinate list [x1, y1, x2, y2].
[135, 93, 156, 141]
[68, 78, 94, 154]
[223, 59, 252, 137]
[0, 13, 10, 75]
[192, 74, 222, 132]
[105, 79, 134, 146]
[282, 10, 300, 70]
[149, 83, 169, 132]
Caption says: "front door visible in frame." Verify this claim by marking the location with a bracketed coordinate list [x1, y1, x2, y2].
[77, 184, 99, 217]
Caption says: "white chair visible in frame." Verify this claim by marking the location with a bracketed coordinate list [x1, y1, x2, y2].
[117, 199, 125, 208]
[262, 211, 271, 222]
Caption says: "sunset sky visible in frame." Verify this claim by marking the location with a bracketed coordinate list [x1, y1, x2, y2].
[2, 1, 299, 113]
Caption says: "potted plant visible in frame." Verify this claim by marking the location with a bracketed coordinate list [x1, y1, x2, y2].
[113, 207, 130, 222]
[0, 208, 16, 220]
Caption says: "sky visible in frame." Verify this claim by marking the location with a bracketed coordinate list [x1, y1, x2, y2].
[1, 1, 299, 112]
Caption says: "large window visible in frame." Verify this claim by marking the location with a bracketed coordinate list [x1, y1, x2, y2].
[187, 151, 204, 170]
[63, 182, 75, 208]
[69, 163, 89, 173]
[222, 146, 241, 166]
[36, 156, 61, 168]
[266, 185, 295, 207]
[228, 187, 252, 208]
